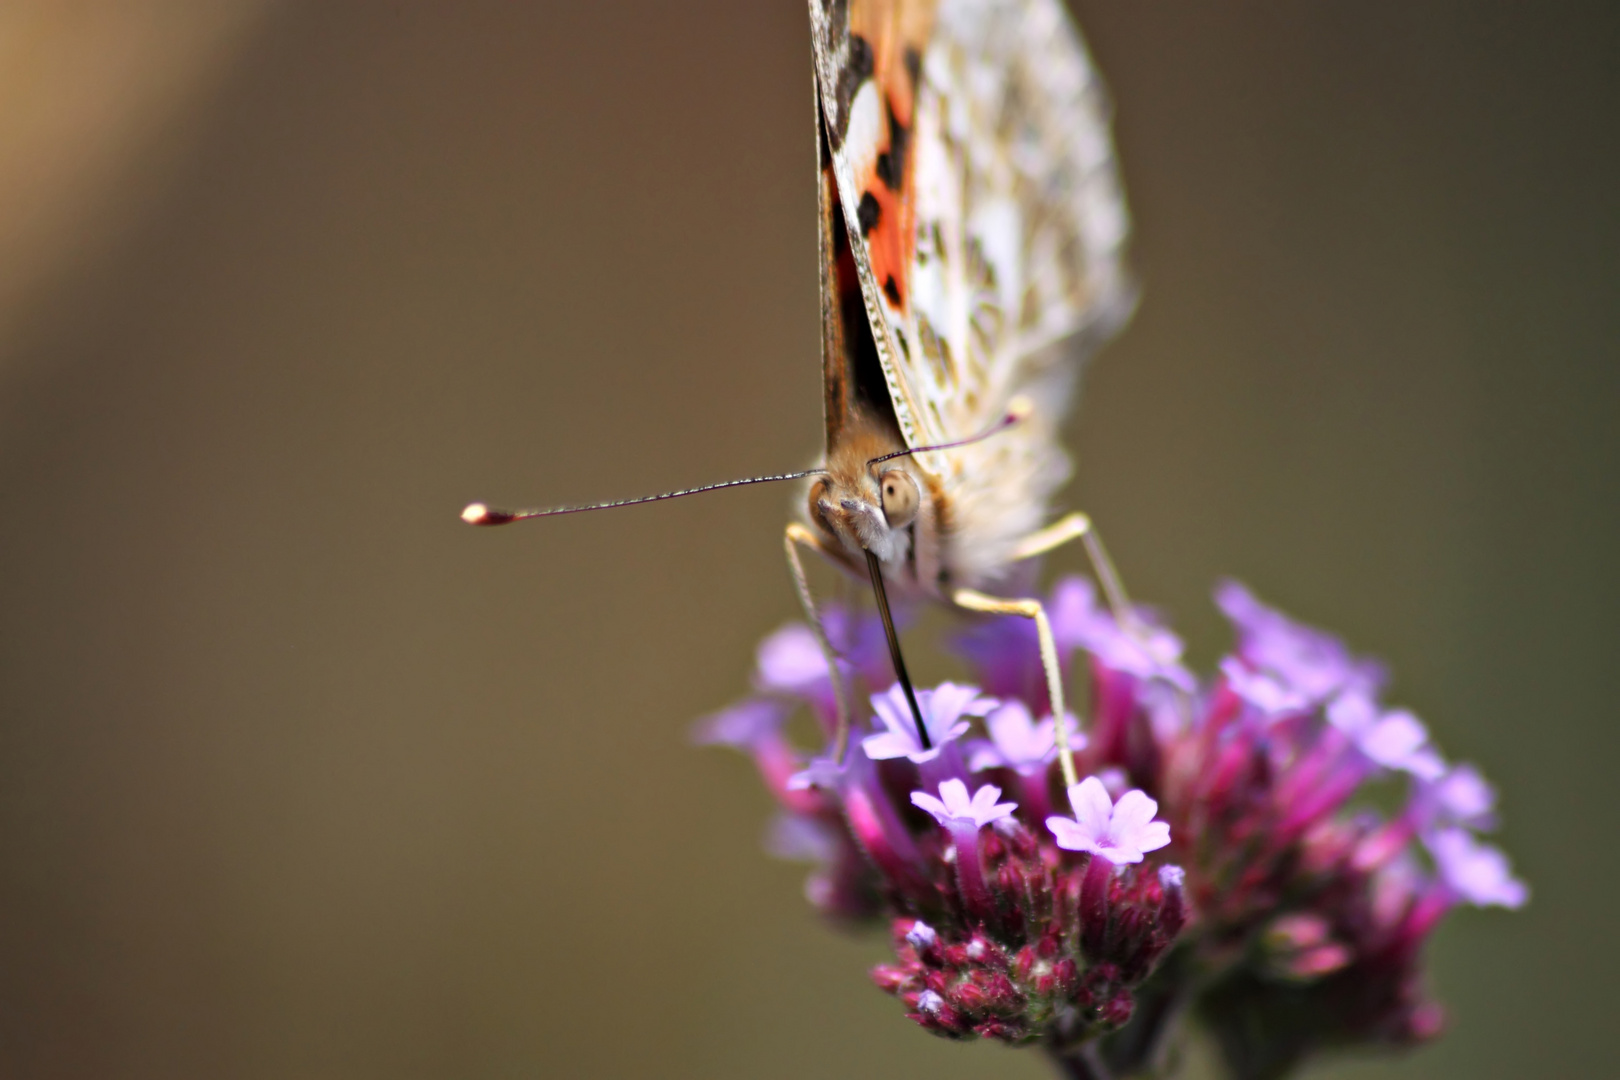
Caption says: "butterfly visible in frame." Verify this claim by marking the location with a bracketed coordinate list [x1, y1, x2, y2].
[787, 0, 1136, 772]
[465, 0, 1135, 783]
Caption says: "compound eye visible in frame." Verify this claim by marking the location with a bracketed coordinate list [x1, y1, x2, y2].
[879, 468, 919, 528]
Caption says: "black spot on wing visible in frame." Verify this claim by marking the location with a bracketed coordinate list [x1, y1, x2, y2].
[874, 91, 911, 193]
[857, 191, 882, 234]
[883, 274, 902, 306]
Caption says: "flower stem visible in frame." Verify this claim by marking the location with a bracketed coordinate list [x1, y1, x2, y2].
[1049, 1042, 1115, 1080]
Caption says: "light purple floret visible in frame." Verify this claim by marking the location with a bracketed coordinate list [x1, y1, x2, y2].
[764, 812, 839, 864]
[1221, 657, 1309, 717]
[911, 778, 1019, 830]
[1327, 693, 1446, 780]
[1052, 578, 1196, 691]
[1047, 776, 1172, 865]
[1427, 827, 1528, 909]
[1216, 580, 1385, 704]
[1428, 763, 1498, 830]
[905, 920, 938, 949]
[916, 989, 946, 1016]
[754, 623, 833, 695]
[863, 681, 995, 764]
[785, 755, 845, 792]
[967, 700, 1085, 774]
[691, 698, 787, 749]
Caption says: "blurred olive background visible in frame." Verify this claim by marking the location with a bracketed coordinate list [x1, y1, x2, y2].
[0, 3, 1614, 1077]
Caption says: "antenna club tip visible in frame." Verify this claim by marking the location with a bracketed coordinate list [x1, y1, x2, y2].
[464, 503, 519, 525]
[1005, 395, 1035, 423]
[463, 502, 519, 526]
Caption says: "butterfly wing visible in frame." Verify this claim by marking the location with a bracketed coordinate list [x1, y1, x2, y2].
[811, 0, 938, 457]
[810, 0, 1134, 586]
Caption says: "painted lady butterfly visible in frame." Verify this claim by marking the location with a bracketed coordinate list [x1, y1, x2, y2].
[465, 0, 1135, 782]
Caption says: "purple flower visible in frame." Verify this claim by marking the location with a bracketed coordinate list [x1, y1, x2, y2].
[704, 570, 1524, 1070]
[1327, 693, 1446, 780]
[754, 623, 835, 695]
[1221, 656, 1310, 718]
[1217, 580, 1385, 704]
[910, 779, 1019, 830]
[821, 604, 897, 689]
[1425, 763, 1498, 831]
[764, 812, 840, 864]
[966, 700, 1085, 774]
[692, 698, 788, 749]
[1053, 577, 1196, 691]
[863, 682, 995, 764]
[1047, 776, 1172, 865]
[785, 754, 846, 792]
[1427, 827, 1528, 909]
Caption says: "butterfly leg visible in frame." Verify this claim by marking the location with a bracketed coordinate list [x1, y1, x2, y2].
[952, 588, 1080, 791]
[1009, 511, 1134, 623]
[785, 523, 855, 763]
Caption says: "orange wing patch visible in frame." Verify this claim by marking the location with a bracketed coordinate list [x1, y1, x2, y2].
[811, 0, 938, 318]
[844, 1, 930, 313]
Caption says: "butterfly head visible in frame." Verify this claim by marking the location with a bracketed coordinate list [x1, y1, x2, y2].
[807, 423, 932, 575]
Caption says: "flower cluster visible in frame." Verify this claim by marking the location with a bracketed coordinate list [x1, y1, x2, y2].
[698, 578, 1525, 1078]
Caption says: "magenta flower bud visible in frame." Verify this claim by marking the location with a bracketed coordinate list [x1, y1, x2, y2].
[871, 965, 914, 994]
[1079, 853, 1115, 961]
[1102, 990, 1136, 1028]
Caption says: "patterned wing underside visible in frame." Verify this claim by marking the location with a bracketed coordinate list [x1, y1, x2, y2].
[810, 0, 1134, 585]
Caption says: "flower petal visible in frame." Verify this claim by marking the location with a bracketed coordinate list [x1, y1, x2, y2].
[937, 778, 972, 817]
[1110, 789, 1161, 834]
[1135, 819, 1172, 854]
[968, 783, 1005, 818]
[1047, 815, 1095, 853]
[1067, 776, 1114, 833]
[862, 731, 916, 761]
[910, 790, 951, 824]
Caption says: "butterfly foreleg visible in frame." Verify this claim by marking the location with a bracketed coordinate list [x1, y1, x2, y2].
[952, 588, 1080, 791]
[1009, 511, 1134, 625]
[784, 523, 855, 764]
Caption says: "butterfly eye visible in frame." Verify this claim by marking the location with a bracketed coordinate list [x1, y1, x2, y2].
[879, 469, 919, 529]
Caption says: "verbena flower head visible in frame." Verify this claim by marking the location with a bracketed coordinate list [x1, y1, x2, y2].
[699, 577, 1525, 1078]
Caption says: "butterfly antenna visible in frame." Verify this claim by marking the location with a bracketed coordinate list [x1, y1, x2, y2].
[864, 394, 1035, 471]
[462, 469, 828, 526]
[864, 550, 930, 750]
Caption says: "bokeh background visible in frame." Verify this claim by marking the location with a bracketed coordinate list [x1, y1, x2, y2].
[0, 2, 1614, 1077]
